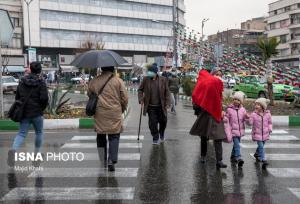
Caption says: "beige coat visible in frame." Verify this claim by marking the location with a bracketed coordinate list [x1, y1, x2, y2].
[88, 72, 128, 134]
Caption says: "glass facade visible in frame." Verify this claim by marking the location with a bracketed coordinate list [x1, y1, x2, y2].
[44, 0, 173, 15]
[41, 29, 170, 45]
[40, 10, 173, 30]
[37, 0, 185, 54]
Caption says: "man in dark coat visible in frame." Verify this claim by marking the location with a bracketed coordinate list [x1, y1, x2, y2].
[168, 73, 180, 113]
[7, 62, 49, 167]
[138, 63, 170, 144]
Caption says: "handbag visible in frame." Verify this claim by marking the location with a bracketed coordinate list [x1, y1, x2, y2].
[8, 88, 34, 122]
[86, 74, 114, 116]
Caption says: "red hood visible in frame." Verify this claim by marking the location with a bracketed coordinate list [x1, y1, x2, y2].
[192, 70, 224, 122]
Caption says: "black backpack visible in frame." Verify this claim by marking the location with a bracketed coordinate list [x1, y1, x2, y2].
[8, 88, 34, 122]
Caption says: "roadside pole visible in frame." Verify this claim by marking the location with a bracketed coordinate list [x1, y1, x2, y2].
[0, 39, 3, 118]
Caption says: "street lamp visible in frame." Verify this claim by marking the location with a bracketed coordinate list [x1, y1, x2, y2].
[201, 18, 209, 41]
[24, 0, 33, 48]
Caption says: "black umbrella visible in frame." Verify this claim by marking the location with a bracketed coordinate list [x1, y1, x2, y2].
[71, 50, 127, 68]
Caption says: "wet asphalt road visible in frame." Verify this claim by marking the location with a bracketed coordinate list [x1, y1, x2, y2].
[1, 92, 300, 203]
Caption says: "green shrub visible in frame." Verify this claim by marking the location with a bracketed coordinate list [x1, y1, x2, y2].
[182, 77, 196, 96]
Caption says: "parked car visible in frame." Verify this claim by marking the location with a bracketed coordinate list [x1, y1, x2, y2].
[2, 76, 18, 93]
[233, 75, 299, 101]
[71, 74, 91, 84]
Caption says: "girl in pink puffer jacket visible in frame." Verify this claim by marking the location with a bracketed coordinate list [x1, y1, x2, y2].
[248, 98, 272, 170]
[224, 91, 248, 168]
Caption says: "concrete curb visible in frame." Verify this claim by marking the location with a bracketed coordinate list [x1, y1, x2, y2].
[0, 107, 130, 130]
[49, 89, 88, 95]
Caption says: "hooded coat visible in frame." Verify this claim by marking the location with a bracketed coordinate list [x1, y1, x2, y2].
[249, 110, 272, 141]
[15, 74, 49, 119]
[88, 72, 128, 134]
[224, 104, 248, 138]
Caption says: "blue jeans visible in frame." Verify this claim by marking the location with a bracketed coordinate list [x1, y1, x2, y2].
[231, 137, 241, 160]
[12, 116, 44, 152]
[256, 141, 265, 161]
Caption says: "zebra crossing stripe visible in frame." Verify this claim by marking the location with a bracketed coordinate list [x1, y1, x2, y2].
[81, 153, 140, 161]
[245, 129, 288, 134]
[268, 168, 300, 178]
[71, 135, 144, 141]
[288, 188, 300, 200]
[28, 168, 139, 178]
[0, 187, 135, 201]
[243, 135, 298, 141]
[250, 153, 300, 160]
[241, 143, 300, 149]
[61, 143, 142, 149]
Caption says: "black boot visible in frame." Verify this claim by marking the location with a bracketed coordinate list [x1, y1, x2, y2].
[200, 156, 206, 164]
[7, 150, 15, 167]
[254, 153, 259, 161]
[216, 161, 227, 169]
[230, 155, 237, 163]
[262, 160, 269, 170]
[237, 159, 244, 168]
[108, 160, 115, 172]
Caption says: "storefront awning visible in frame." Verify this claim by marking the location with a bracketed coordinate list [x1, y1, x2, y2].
[60, 65, 79, 72]
[1, 66, 24, 72]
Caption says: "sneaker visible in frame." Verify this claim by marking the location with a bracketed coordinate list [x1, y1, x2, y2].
[237, 159, 244, 168]
[160, 135, 165, 142]
[200, 156, 206, 164]
[262, 160, 269, 170]
[216, 161, 227, 169]
[7, 150, 15, 167]
[152, 140, 159, 145]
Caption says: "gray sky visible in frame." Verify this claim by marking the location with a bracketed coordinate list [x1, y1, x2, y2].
[185, 0, 275, 36]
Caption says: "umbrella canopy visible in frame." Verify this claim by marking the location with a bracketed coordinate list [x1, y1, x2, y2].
[71, 50, 127, 68]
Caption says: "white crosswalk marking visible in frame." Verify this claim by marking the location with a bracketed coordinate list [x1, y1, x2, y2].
[0, 187, 135, 201]
[71, 135, 144, 141]
[61, 142, 142, 149]
[288, 188, 300, 200]
[83, 153, 141, 161]
[268, 168, 300, 178]
[0, 134, 143, 202]
[245, 129, 288, 134]
[28, 168, 139, 178]
[250, 154, 300, 160]
[241, 143, 300, 149]
[243, 135, 299, 141]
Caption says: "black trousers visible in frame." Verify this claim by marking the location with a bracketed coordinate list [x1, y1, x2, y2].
[201, 138, 223, 162]
[97, 134, 120, 163]
[147, 106, 167, 141]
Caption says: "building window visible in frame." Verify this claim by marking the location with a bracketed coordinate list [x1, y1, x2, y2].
[285, 6, 291, 12]
[274, 10, 277, 15]
[12, 17, 20, 27]
[298, 3, 300, 8]
[270, 23, 276, 30]
[280, 35, 287, 43]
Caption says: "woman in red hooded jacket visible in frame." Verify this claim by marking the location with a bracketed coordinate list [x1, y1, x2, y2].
[190, 68, 227, 169]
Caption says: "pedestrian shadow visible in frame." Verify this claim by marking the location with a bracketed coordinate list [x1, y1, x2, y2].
[251, 163, 271, 204]
[138, 144, 169, 203]
[190, 154, 229, 204]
